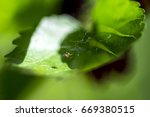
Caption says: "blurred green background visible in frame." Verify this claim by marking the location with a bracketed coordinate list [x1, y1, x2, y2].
[0, 0, 150, 100]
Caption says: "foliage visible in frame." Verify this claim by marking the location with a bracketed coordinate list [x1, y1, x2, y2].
[0, 0, 147, 99]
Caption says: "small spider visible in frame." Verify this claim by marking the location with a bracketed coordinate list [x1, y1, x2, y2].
[63, 52, 72, 59]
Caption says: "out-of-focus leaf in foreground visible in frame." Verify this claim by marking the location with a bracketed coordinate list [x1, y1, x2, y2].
[92, 0, 145, 54]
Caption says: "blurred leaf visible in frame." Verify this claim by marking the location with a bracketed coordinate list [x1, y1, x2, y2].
[133, 14, 150, 99]
[0, 65, 40, 99]
[14, 0, 61, 27]
[92, 0, 145, 54]
[0, 0, 61, 32]
[18, 71, 95, 100]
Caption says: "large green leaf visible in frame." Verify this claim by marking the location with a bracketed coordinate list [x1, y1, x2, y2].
[6, 15, 81, 75]
[4, 0, 145, 72]
[1, 15, 98, 99]
[0, 9, 150, 99]
[92, 0, 145, 54]
[0, 65, 41, 99]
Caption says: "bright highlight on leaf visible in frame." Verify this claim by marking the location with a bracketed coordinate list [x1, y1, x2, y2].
[23, 15, 80, 63]
[6, 15, 82, 75]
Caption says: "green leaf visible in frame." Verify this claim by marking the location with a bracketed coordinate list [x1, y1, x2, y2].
[0, 65, 41, 99]
[92, 0, 145, 54]
[2, 15, 98, 99]
[5, 28, 35, 64]
[18, 71, 95, 100]
[59, 29, 115, 71]
[6, 15, 81, 75]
